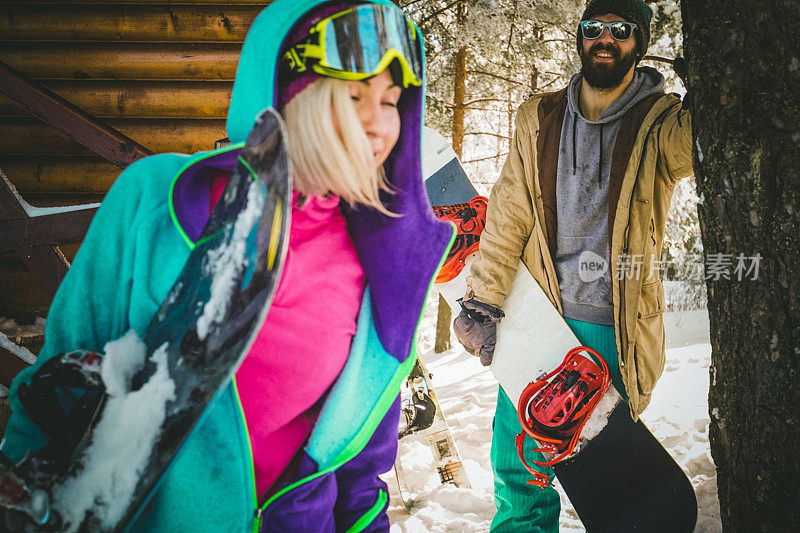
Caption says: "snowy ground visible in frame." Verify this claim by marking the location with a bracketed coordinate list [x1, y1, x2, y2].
[382, 307, 721, 532]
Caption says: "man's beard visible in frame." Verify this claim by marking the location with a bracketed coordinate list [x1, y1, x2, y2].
[580, 42, 638, 90]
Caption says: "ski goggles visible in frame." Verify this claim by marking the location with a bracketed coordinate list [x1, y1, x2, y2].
[281, 4, 423, 88]
[579, 20, 638, 42]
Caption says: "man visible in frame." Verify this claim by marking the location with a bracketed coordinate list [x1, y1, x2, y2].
[453, 0, 693, 530]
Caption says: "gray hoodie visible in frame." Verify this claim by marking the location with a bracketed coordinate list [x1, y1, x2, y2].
[555, 67, 665, 326]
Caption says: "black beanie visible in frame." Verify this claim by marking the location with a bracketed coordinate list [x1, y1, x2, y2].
[578, 0, 653, 58]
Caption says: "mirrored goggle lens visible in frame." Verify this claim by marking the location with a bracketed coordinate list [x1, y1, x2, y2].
[322, 5, 422, 78]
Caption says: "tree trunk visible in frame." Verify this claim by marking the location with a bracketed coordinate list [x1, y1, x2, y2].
[451, 25, 467, 158]
[434, 294, 451, 353]
[435, 1, 469, 354]
[681, 1, 800, 530]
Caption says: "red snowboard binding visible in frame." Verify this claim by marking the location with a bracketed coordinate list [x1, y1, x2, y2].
[515, 347, 610, 488]
[431, 196, 488, 283]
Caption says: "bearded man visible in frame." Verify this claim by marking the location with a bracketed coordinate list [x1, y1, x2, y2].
[452, 0, 694, 530]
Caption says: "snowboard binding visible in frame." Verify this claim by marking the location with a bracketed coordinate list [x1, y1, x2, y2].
[515, 346, 610, 488]
[17, 350, 107, 465]
[431, 196, 488, 283]
[398, 369, 437, 438]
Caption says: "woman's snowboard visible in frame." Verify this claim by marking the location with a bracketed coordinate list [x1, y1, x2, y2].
[0, 109, 291, 532]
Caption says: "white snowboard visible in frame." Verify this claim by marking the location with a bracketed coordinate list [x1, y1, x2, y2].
[437, 255, 580, 407]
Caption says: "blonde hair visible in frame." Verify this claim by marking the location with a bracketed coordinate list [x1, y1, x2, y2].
[281, 77, 396, 216]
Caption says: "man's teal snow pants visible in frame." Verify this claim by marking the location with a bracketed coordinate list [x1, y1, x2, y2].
[489, 318, 628, 532]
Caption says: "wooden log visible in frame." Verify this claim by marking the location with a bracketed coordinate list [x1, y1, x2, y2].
[0, 61, 152, 167]
[0, 346, 31, 388]
[0, 244, 80, 267]
[0, 167, 29, 222]
[1, 157, 122, 194]
[0, 171, 70, 297]
[4, 0, 271, 4]
[0, 397, 10, 435]
[1, 118, 228, 155]
[0, 4, 262, 42]
[0, 207, 98, 252]
[0, 42, 241, 81]
[0, 265, 51, 319]
[0, 81, 233, 119]
[19, 246, 69, 299]
[13, 193, 105, 208]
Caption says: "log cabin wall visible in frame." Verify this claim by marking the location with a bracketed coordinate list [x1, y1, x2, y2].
[0, 0, 271, 321]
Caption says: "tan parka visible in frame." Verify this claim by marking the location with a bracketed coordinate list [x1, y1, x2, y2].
[465, 90, 694, 418]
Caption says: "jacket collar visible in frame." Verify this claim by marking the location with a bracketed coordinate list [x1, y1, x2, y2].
[168, 119, 453, 363]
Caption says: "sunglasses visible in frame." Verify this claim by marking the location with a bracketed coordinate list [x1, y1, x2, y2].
[579, 20, 638, 42]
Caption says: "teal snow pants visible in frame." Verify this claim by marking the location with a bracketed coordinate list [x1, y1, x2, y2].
[489, 318, 628, 532]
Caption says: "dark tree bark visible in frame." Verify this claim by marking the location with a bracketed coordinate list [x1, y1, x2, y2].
[681, 1, 800, 530]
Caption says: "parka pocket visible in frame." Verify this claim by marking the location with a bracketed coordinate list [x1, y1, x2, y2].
[633, 279, 666, 395]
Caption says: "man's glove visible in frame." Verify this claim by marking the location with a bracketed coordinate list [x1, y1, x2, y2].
[673, 56, 692, 111]
[453, 298, 505, 366]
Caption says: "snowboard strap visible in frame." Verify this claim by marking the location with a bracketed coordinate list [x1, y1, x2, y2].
[515, 346, 610, 488]
[16, 350, 108, 479]
[398, 362, 437, 438]
[18, 350, 105, 441]
[431, 196, 488, 283]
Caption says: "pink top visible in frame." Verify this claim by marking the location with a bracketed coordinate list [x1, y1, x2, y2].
[211, 179, 365, 501]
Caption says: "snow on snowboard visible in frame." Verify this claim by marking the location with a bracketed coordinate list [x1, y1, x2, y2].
[0, 109, 291, 532]
[423, 126, 698, 532]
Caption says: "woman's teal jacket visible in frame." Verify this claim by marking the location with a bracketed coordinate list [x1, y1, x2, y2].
[1, 0, 454, 530]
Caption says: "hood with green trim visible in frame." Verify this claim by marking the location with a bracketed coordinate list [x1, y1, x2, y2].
[174, 0, 455, 361]
[228, 0, 397, 143]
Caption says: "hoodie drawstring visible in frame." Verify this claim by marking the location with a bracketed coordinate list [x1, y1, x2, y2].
[598, 124, 604, 189]
[572, 117, 577, 175]
[572, 117, 605, 188]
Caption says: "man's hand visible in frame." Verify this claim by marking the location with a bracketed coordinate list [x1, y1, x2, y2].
[453, 298, 505, 366]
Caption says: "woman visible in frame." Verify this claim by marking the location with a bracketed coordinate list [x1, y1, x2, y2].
[1, 1, 453, 531]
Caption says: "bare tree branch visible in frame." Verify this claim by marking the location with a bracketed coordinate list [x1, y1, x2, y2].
[467, 70, 524, 86]
[642, 54, 676, 65]
[427, 94, 515, 110]
[418, 0, 462, 27]
[397, 0, 428, 11]
[464, 131, 512, 140]
[538, 78, 561, 90]
[463, 97, 511, 107]
[462, 152, 509, 164]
